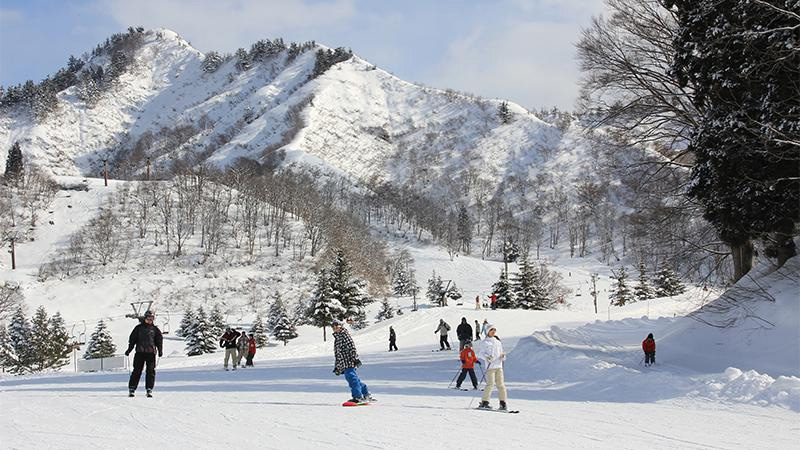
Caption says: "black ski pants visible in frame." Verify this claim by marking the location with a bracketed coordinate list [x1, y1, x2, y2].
[246, 353, 255, 366]
[645, 352, 655, 365]
[456, 368, 478, 389]
[129, 352, 156, 391]
[439, 335, 451, 350]
[389, 339, 398, 351]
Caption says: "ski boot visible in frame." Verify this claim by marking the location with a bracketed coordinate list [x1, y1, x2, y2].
[128, 390, 135, 398]
[478, 400, 491, 409]
[364, 394, 377, 402]
[146, 389, 153, 398]
[348, 398, 367, 405]
[499, 400, 508, 411]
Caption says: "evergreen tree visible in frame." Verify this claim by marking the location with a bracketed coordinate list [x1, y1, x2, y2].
[610, 266, 634, 306]
[654, 267, 686, 297]
[185, 306, 216, 356]
[498, 101, 512, 124]
[46, 312, 71, 370]
[426, 270, 445, 306]
[492, 270, 516, 309]
[513, 257, 550, 310]
[83, 319, 116, 359]
[176, 304, 196, 338]
[328, 250, 372, 327]
[633, 263, 655, 302]
[445, 282, 462, 303]
[266, 293, 287, 333]
[29, 306, 51, 371]
[0, 325, 15, 371]
[308, 268, 346, 341]
[375, 297, 395, 322]
[392, 267, 412, 296]
[235, 48, 251, 71]
[501, 238, 520, 275]
[208, 304, 226, 339]
[4, 141, 23, 183]
[456, 205, 472, 254]
[202, 51, 224, 73]
[273, 309, 298, 345]
[6, 306, 31, 373]
[250, 312, 269, 348]
[292, 298, 311, 326]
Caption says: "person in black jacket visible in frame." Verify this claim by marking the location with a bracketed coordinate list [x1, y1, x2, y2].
[456, 317, 473, 351]
[219, 327, 240, 371]
[125, 310, 163, 397]
[389, 326, 398, 352]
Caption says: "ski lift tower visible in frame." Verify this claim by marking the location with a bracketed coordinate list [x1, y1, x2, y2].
[440, 279, 453, 307]
[126, 301, 154, 320]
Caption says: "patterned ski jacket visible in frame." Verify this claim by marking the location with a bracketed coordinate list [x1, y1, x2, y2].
[126, 323, 163, 355]
[333, 328, 360, 375]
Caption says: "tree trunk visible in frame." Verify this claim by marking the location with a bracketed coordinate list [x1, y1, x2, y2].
[731, 240, 754, 282]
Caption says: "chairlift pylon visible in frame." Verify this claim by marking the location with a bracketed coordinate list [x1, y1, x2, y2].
[126, 301, 154, 320]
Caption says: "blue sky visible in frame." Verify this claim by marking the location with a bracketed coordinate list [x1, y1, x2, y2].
[0, 0, 606, 110]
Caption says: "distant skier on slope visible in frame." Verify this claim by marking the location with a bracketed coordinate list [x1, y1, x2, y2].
[245, 333, 256, 367]
[332, 319, 374, 404]
[389, 326, 398, 352]
[220, 327, 240, 371]
[474, 320, 481, 341]
[456, 317, 473, 351]
[477, 324, 509, 411]
[481, 319, 490, 338]
[434, 319, 452, 350]
[456, 341, 480, 390]
[475, 295, 481, 310]
[642, 333, 656, 367]
[125, 311, 163, 398]
[489, 294, 497, 310]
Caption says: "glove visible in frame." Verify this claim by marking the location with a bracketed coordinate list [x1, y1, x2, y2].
[333, 367, 342, 376]
[486, 356, 493, 363]
[158, 352, 163, 358]
[355, 359, 362, 368]
[124, 350, 131, 356]
[476, 360, 482, 365]
[460, 359, 466, 364]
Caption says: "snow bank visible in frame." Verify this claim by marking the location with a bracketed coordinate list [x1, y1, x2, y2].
[692, 367, 800, 411]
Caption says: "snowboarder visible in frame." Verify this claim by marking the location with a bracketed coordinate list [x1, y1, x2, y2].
[456, 317, 473, 351]
[245, 333, 256, 367]
[475, 295, 481, 310]
[434, 319, 451, 350]
[642, 333, 656, 366]
[332, 319, 373, 404]
[389, 326, 398, 352]
[219, 327, 240, 371]
[490, 294, 497, 310]
[125, 311, 163, 398]
[236, 328, 248, 367]
[474, 320, 481, 341]
[481, 319, 490, 338]
[477, 324, 509, 411]
[456, 341, 480, 390]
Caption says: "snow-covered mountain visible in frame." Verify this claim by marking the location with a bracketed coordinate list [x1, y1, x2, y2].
[0, 28, 585, 202]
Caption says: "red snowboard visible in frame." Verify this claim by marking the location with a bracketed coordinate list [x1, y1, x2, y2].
[342, 401, 369, 407]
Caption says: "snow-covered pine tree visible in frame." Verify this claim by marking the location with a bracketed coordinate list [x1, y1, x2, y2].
[235, 48, 251, 71]
[654, 267, 686, 297]
[633, 262, 655, 302]
[501, 238, 520, 275]
[328, 250, 372, 328]
[513, 257, 549, 310]
[267, 293, 288, 333]
[426, 270, 444, 306]
[392, 267, 412, 296]
[308, 268, 346, 341]
[186, 306, 216, 356]
[83, 319, 116, 359]
[47, 312, 72, 370]
[375, 298, 395, 322]
[4, 141, 23, 183]
[208, 304, 226, 339]
[0, 325, 15, 371]
[250, 312, 269, 348]
[498, 101, 512, 124]
[446, 282, 462, 303]
[610, 266, 634, 306]
[202, 51, 224, 73]
[456, 205, 472, 254]
[6, 306, 31, 373]
[29, 306, 51, 371]
[292, 298, 311, 326]
[273, 311, 298, 346]
[176, 304, 196, 338]
[492, 270, 516, 309]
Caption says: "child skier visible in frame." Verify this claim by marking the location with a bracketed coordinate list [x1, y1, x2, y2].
[124, 311, 163, 397]
[246, 333, 256, 367]
[456, 341, 480, 390]
[332, 319, 374, 404]
[478, 324, 509, 410]
[642, 333, 656, 366]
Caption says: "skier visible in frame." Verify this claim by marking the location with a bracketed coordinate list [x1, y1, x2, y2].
[245, 333, 256, 367]
[490, 293, 497, 310]
[124, 311, 163, 398]
[456, 317, 473, 351]
[475, 295, 481, 310]
[456, 341, 480, 390]
[474, 320, 481, 341]
[236, 328, 248, 367]
[477, 324, 509, 411]
[389, 326, 398, 352]
[642, 333, 656, 366]
[332, 319, 374, 404]
[434, 319, 452, 351]
[219, 327, 240, 371]
[480, 319, 490, 338]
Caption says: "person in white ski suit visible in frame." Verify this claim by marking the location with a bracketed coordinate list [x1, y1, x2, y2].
[434, 319, 451, 350]
[478, 324, 509, 410]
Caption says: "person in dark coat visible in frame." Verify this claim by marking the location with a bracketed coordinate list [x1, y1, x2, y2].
[642, 333, 656, 366]
[474, 319, 481, 340]
[219, 327, 240, 371]
[125, 311, 163, 397]
[332, 319, 373, 403]
[389, 326, 398, 352]
[456, 317, 473, 351]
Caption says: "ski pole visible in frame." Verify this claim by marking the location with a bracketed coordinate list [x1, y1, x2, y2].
[467, 367, 488, 410]
[447, 367, 461, 389]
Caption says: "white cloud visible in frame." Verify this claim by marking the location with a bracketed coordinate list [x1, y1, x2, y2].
[100, 0, 356, 52]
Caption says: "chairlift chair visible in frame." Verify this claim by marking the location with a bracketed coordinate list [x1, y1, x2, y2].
[162, 311, 170, 334]
[126, 300, 154, 319]
[77, 320, 87, 345]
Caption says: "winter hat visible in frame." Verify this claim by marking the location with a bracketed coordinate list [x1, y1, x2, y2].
[464, 341, 472, 348]
[487, 324, 496, 332]
[332, 319, 344, 327]
[143, 310, 155, 319]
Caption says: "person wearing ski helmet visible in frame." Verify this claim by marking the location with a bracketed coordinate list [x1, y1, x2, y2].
[478, 324, 509, 410]
[456, 341, 480, 390]
[332, 319, 374, 403]
[125, 310, 163, 397]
